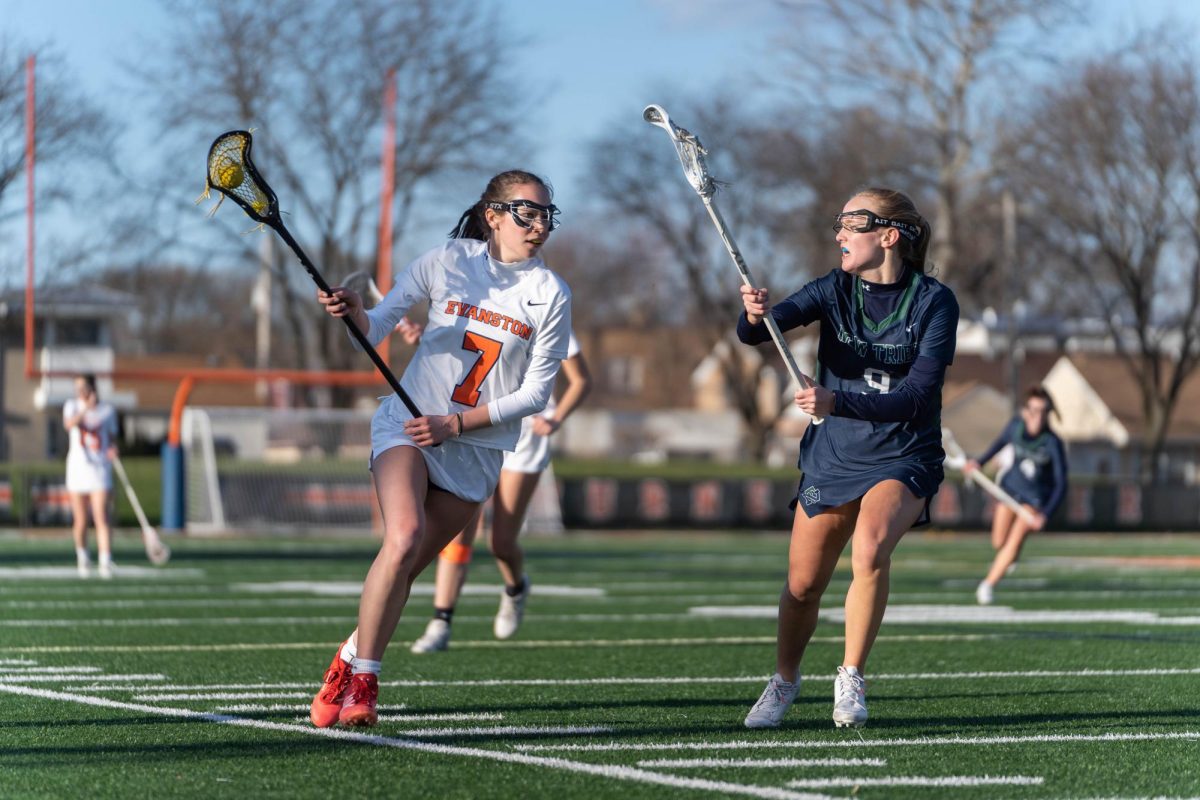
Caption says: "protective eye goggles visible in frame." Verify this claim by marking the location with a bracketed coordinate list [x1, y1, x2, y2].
[832, 209, 920, 242]
[487, 199, 561, 231]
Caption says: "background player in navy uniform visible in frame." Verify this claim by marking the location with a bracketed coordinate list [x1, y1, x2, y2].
[737, 187, 958, 729]
[965, 386, 1068, 605]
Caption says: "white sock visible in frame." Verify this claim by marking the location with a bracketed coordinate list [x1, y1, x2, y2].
[351, 658, 381, 676]
[76, 548, 90, 563]
[842, 666, 861, 678]
[99, 553, 113, 566]
[339, 639, 357, 664]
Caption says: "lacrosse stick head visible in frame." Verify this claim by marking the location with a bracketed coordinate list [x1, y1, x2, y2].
[642, 104, 716, 198]
[204, 130, 280, 225]
[147, 539, 171, 566]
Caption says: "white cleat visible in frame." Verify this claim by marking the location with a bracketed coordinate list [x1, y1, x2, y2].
[97, 561, 115, 580]
[410, 618, 451, 653]
[493, 578, 529, 640]
[976, 580, 994, 606]
[833, 666, 868, 728]
[744, 673, 800, 729]
[77, 555, 92, 579]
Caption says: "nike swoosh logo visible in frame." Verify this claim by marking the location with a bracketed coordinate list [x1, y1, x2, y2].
[527, 300, 548, 306]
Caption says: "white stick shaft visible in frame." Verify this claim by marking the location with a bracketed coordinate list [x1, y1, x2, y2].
[965, 469, 1039, 526]
[112, 457, 152, 533]
[942, 429, 1038, 526]
[701, 199, 825, 424]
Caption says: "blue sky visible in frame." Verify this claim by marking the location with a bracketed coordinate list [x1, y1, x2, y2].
[4, 0, 1200, 254]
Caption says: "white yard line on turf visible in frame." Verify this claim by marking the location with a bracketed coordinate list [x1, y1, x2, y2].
[0, 665, 101, 673]
[0, 616, 360, 627]
[116, 666, 1200, 698]
[690, 604, 1200, 626]
[639, 758, 888, 768]
[787, 776, 1043, 788]
[0, 567, 205, 579]
[376, 712, 503, 723]
[514, 731, 1200, 752]
[0, 598, 362, 610]
[140, 691, 315, 700]
[0, 684, 831, 800]
[288, 712, 507, 724]
[3, 633, 1002, 657]
[232, 581, 605, 598]
[216, 703, 332, 712]
[892, 589, 1200, 601]
[0, 658, 37, 665]
[26, 607, 1200, 627]
[2, 673, 166, 683]
[385, 725, 615, 738]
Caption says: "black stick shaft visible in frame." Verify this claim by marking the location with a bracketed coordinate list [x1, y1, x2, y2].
[272, 221, 423, 419]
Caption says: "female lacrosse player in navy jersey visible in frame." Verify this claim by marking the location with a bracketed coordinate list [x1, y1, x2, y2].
[307, 170, 571, 728]
[966, 386, 1068, 605]
[738, 188, 958, 730]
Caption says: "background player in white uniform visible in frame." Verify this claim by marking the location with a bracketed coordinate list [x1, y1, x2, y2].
[62, 374, 119, 579]
[411, 331, 590, 653]
[309, 170, 572, 729]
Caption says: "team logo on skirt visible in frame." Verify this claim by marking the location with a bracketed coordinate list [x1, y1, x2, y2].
[802, 485, 821, 506]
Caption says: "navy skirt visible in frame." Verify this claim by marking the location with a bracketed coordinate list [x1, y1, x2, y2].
[790, 460, 944, 527]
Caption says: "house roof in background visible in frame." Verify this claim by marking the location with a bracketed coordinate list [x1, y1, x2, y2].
[0, 285, 139, 319]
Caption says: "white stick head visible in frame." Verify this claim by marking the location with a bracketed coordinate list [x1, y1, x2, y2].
[641, 103, 714, 198]
[643, 104, 673, 132]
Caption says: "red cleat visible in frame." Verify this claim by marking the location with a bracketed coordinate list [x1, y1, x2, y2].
[338, 672, 379, 728]
[309, 641, 352, 728]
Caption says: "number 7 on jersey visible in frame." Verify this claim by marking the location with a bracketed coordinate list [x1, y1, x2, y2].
[451, 331, 503, 406]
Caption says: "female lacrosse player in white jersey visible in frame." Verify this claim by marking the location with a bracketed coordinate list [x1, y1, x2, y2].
[309, 170, 572, 728]
[410, 332, 590, 653]
[63, 374, 119, 579]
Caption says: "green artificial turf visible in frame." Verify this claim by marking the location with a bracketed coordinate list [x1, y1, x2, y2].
[1, 529, 1198, 799]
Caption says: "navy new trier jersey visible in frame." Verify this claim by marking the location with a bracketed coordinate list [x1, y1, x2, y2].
[764, 268, 958, 516]
[981, 418, 1069, 515]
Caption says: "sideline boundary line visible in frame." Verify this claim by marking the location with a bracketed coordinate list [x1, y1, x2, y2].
[0, 683, 830, 800]
[514, 731, 1200, 752]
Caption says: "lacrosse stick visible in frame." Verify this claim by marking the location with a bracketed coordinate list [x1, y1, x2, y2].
[942, 427, 1038, 526]
[643, 104, 823, 424]
[200, 130, 422, 419]
[111, 456, 171, 566]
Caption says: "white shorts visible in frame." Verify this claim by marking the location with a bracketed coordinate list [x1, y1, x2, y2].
[371, 397, 503, 504]
[66, 456, 111, 494]
[502, 416, 551, 474]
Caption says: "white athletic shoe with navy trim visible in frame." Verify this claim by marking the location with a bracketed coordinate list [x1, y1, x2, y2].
[833, 666, 868, 728]
[744, 673, 799, 729]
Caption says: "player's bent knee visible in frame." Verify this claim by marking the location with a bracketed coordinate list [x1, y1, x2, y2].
[851, 547, 892, 576]
[783, 577, 823, 606]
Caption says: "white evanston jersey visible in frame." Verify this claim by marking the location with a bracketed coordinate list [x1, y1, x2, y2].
[63, 399, 118, 492]
[364, 238, 572, 451]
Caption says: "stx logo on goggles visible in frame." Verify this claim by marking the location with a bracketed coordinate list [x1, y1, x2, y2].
[832, 209, 921, 242]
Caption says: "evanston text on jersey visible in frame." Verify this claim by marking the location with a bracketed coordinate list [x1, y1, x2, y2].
[444, 300, 534, 340]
